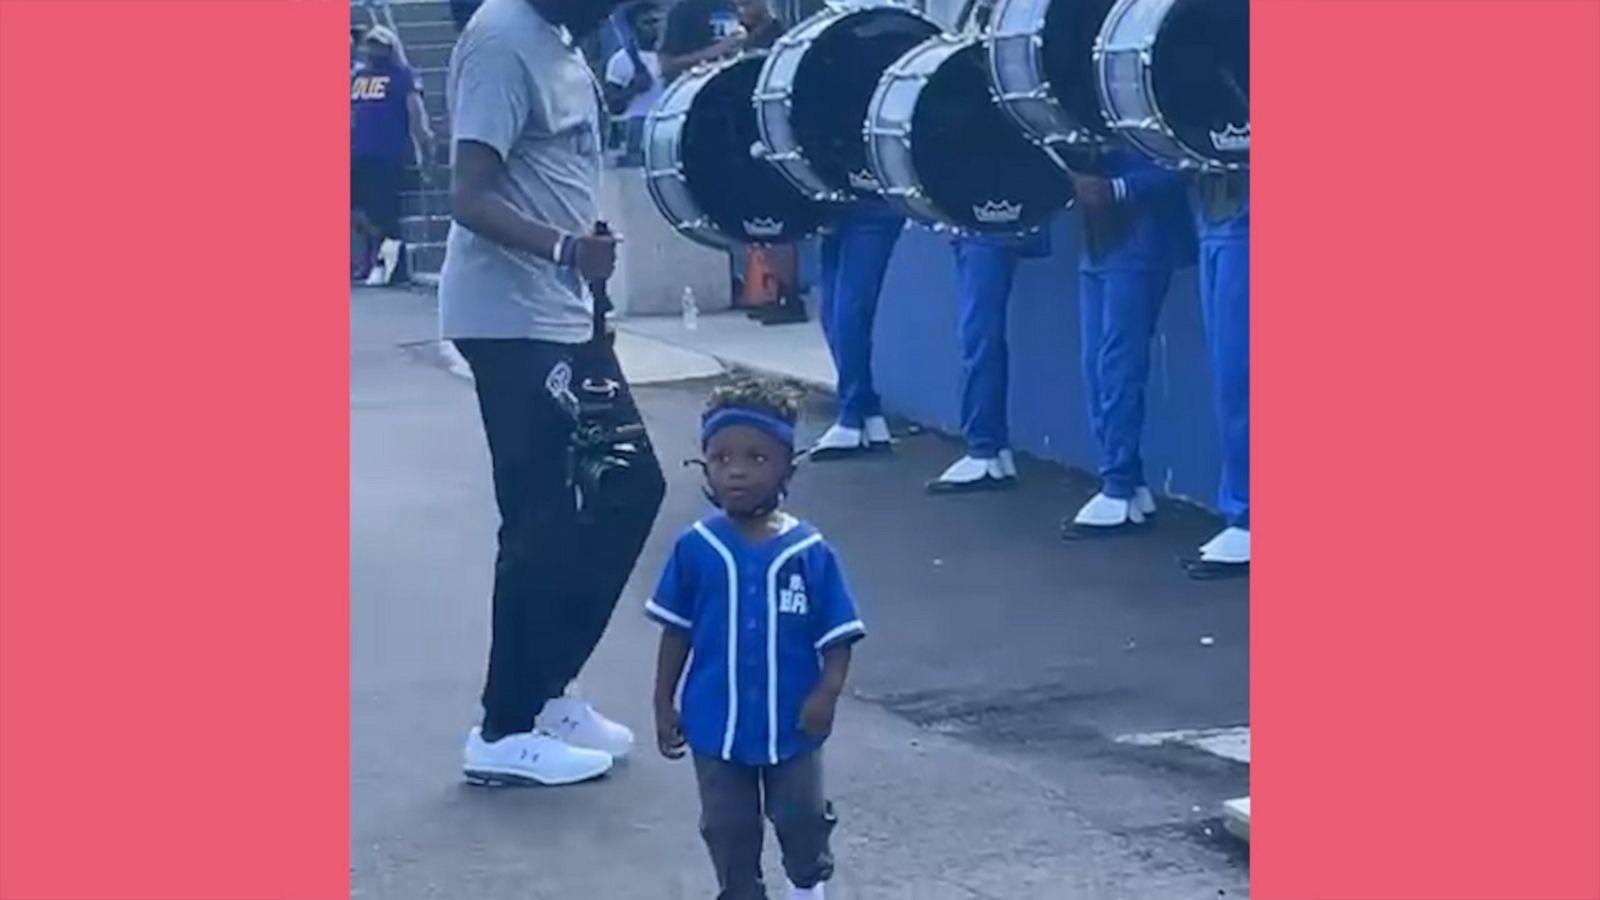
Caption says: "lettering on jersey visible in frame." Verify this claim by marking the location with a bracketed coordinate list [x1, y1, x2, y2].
[352, 75, 391, 101]
[778, 573, 808, 615]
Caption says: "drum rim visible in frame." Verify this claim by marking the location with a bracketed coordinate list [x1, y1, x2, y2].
[868, 33, 1072, 233]
[643, 57, 746, 251]
[752, 2, 942, 202]
[986, 0, 1111, 150]
[1093, 0, 1248, 172]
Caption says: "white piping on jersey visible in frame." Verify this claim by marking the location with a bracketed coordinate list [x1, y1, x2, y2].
[645, 598, 691, 629]
[693, 522, 741, 760]
[815, 619, 865, 652]
[765, 532, 823, 764]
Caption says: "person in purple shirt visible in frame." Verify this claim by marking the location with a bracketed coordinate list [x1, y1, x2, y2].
[351, 26, 432, 286]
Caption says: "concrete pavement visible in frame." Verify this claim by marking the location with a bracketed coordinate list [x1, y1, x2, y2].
[350, 287, 1249, 899]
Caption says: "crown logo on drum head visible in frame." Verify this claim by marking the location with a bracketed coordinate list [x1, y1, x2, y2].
[743, 217, 786, 237]
[972, 199, 1024, 225]
[1209, 122, 1250, 152]
[847, 169, 881, 191]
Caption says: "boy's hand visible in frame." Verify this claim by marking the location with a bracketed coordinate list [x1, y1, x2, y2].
[799, 687, 840, 739]
[655, 702, 687, 759]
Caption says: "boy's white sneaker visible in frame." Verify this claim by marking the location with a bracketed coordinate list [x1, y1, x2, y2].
[462, 727, 613, 786]
[536, 695, 635, 760]
[788, 883, 826, 900]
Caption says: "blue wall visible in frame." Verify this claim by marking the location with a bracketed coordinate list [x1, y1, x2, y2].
[805, 212, 1225, 508]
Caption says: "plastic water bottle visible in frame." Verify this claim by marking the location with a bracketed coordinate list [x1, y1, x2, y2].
[681, 286, 700, 331]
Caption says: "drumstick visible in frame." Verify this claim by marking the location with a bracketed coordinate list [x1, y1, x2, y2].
[1219, 67, 1249, 117]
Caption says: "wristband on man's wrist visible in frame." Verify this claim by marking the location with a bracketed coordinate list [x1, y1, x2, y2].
[551, 233, 572, 267]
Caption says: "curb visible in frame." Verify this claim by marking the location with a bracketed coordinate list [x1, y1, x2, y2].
[1222, 797, 1250, 843]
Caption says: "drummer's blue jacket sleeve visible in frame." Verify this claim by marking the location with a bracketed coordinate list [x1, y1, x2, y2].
[1111, 163, 1187, 207]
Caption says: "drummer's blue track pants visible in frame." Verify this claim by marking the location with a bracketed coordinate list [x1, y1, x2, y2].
[1079, 267, 1171, 499]
[818, 212, 905, 428]
[954, 238, 1019, 458]
[1199, 238, 1249, 529]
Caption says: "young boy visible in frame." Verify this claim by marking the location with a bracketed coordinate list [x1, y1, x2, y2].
[649, 381, 865, 900]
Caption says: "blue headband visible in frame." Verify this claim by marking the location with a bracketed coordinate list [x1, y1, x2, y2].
[702, 408, 795, 451]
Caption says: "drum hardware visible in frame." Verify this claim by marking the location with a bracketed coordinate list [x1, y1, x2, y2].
[985, 0, 1121, 168]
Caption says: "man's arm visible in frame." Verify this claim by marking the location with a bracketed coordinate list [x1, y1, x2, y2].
[450, 141, 563, 259]
[602, 53, 645, 116]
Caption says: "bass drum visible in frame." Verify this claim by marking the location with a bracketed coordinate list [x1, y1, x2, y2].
[753, 2, 941, 202]
[1094, 0, 1249, 170]
[987, 0, 1119, 167]
[867, 34, 1074, 233]
[644, 54, 829, 249]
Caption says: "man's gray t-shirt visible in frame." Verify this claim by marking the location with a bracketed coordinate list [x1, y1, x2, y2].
[439, 0, 603, 344]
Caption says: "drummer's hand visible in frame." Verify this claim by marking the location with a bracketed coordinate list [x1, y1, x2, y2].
[1071, 173, 1114, 211]
[573, 233, 620, 283]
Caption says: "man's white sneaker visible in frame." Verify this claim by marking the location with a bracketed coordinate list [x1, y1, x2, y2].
[788, 883, 826, 900]
[462, 727, 613, 787]
[537, 696, 635, 760]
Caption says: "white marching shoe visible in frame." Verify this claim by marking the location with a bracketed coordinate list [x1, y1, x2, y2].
[1066, 491, 1146, 533]
[1183, 526, 1250, 580]
[926, 452, 1016, 494]
[536, 693, 635, 760]
[863, 415, 892, 448]
[1133, 485, 1157, 517]
[809, 423, 868, 460]
[462, 727, 614, 787]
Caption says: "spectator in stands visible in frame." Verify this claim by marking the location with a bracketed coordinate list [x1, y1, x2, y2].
[351, 26, 433, 286]
[733, 0, 784, 50]
[603, 2, 665, 167]
[659, 0, 742, 80]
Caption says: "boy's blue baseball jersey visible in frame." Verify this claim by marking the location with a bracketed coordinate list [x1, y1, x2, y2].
[647, 514, 866, 767]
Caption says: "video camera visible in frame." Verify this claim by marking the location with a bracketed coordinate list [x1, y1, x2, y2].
[563, 377, 648, 519]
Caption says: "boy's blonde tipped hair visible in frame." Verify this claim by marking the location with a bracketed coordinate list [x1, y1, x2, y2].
[706, 378, 804, 426]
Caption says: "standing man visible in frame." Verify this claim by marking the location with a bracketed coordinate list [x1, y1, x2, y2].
[925, 227, 1051, 493]
[350, 26, 432, 287]
[441, 0, 667, 786]
[1063, 147, 1192, 535]
[1182, 170, 1249, 579]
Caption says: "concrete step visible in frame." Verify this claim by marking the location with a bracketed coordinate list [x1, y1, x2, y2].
[401, 189, 451, 218]
[408, 241, 447, 274]
[383, 1, 457, 26]
[406, 41, 456, 69]
[401, 214, 452, 245]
